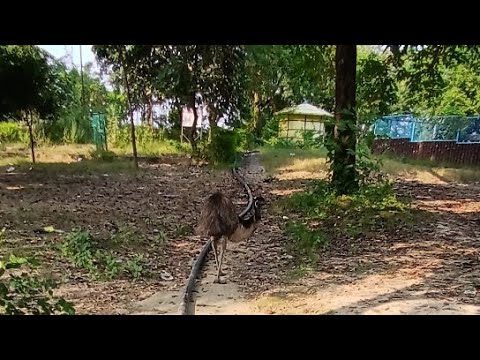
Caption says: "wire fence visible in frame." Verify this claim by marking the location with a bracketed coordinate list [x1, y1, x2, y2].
[373, 114, 480, 144]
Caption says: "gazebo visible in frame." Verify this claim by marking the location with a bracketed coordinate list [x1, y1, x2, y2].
[275, 102, 333, 141]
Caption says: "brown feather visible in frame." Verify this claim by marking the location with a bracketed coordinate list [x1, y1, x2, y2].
[196, 192, 239, 238]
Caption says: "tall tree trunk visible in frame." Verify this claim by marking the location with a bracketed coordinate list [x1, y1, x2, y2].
[253, 92, 262, 138]
[188, 92, 198, 153]
[147, 91, 154, 127]
[140, 105, 146, 125]
[332, 45, 358, 195]
[120, 49, 138, 169]
[208, 104, 217, 142]
[26, 111, 36, 164]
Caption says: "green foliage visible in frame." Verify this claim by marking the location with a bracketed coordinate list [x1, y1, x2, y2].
[60, 229, 146, 280]
[389, 45, 480, 116]
[357, 49, 397, 124]
[299, 131, 324, 149]
[236, 127, 257, 151]
[124, 254, 146, 279]
[110, 226, 138, 245]
[90, 149, 117, 162]
[155, 231, 167, 246]
[264, 137, 298, 149]
[0, 122, 29, 144]
[94, 45, 247, 151]
[173, 224, 193, 237]
[60, 230, 98, 273]
[95, 250, 122, 280]
[0, 45, 70, 121]
[202, 128, 239, 165]
[0, 254, 75, 315]
[354, 141, 386, 187]
[280, 178, 413, 262]
[285, 222, 329, 262]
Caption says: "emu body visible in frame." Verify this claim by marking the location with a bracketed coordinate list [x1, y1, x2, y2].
[196, 191, 263, 284]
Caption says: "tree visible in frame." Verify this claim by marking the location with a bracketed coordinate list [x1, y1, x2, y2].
[329, 45, 480, 195]
[0, 45, 70, 163]
[356, 48, 397, 124]
[330, 45, 358, 195]
[93, 45, 144, 168]
[243, 45, 335, 141]
[154, 45, 247, 151]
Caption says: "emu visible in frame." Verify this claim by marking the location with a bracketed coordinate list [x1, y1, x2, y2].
[196, 191, 265, 284]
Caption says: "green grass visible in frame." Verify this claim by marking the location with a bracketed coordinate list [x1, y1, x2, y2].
[259, 146, 328, 176]
[112, 140, 190, 157]
[59, 229, 147, 280]
[258, 145, 480, 184]
[0, 143, 95, 166]
[378, 153, 480, 184]
[278, 179, 420, 264]
[0, 140, 193, 174]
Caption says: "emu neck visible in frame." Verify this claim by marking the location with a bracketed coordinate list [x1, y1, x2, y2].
[230, 222, 257, 243]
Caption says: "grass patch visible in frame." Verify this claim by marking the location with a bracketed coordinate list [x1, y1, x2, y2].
[0, 141, 190, 173]
[0, 143, 135, 174]
[0, 143, 95, 166]
[59, 229, 147, 280]
[259, 146, 328, 176]
[378, 153, 480, 184]
[278, 180, 419, 263]
[112, 140, 190, 158]
[258, 145, 480, 184]
[30, 159, 136, 175]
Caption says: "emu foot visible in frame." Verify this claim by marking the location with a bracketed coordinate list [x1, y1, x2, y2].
[213, 277, 227, 284]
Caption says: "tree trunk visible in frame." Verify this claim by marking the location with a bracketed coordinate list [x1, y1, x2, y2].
[120, 49, 138, 169]
[332, 45, 358, 195]
[208, 104, 217, 142]
[140, 105, 146, 125]
[253, 92, 262, 138]
[26, 111, 36, 164]
[147, 92, 154, 127]
[188, 93, 198, 153]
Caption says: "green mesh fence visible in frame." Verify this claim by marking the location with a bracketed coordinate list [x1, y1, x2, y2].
[373, 114, 480, 144]
[373, 114, 415, 139]
[90, 112, 107, 151]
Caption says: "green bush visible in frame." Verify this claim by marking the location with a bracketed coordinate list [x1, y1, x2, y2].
[60, 229, 146, 280]
[0, 122, 29, 144]
[279, 176, 417, 262]
[90, 149, 117, 162]
[204, 127, 239, 165]
[0, 254, 75, 315]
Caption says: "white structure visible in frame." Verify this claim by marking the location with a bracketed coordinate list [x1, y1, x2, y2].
[181, 106, 207, 142]
[275, 102, 333, 141]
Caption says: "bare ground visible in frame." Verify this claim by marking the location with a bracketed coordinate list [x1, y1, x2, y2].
[147, 152, 480, 315]
[0, 156, 246, 314]
[3, 152, 480, 315]
[245, 161, 480, 315]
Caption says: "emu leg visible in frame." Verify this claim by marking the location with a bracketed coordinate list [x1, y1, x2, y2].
[211, 237, 219, 270]
[214, 237, 227, 284]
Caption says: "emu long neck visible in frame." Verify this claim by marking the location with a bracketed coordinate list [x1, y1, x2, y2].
[230, 221, 258, 243]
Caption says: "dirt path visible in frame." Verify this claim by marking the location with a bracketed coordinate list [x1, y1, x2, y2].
[125, 154, 480, 315]
[125, 152, 291, 314]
